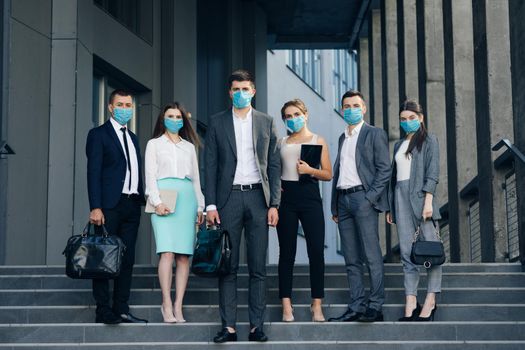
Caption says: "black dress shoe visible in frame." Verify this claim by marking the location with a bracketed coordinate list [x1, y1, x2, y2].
[249, 328, 268, 342]
[328, 308, 363, 322]
[95, 310, 122, 324]
[213, 328, 237, 343]
[120, 312, 148, 323]
[415, 304, 437, 322]
[357, 308, 384, 322]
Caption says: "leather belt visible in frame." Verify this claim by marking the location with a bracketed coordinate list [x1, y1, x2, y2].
[337, 185, 365, 194]
[232, 183, 263, 191]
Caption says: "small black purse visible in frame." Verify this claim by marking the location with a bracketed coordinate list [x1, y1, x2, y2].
[63, 222, 126, 279]
[191, 224, 232, 278]
[410, 219, 446, 268]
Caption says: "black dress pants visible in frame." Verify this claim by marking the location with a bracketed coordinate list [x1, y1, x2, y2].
[93, 195, 141, 316]
[277, 180, 325, 299]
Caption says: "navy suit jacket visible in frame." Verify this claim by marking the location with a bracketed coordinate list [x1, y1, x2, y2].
[86, 120, 145, 210]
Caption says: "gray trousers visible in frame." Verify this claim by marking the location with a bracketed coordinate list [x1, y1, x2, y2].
[395, 180, 442, 295]
[218, 188, 269, 330]
[337, 190, 385, 313]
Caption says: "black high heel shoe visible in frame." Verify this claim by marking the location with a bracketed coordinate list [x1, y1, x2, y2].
[398, 302, 421, 322]
[415, 304, 437, 321]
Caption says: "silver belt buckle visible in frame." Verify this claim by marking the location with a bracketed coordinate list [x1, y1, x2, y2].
[240, 184, 250, 192]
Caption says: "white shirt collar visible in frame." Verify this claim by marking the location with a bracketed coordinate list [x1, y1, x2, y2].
[344, 120, 365, 138]
[232, 107, 253, 121]
[110, 117, 127, 133]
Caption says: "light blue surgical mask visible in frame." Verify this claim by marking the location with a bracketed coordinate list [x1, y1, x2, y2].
[400, 119, 421, 133]
[285, 115, 306, 133]
[343, 107, 363, 125]
[164, 118, 184, 134]
[232, 90, 253, 109]
[113, 108, 133, 125]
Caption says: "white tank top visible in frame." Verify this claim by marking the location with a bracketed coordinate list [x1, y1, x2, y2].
[395, 140, 412, 181]
[280, 134, 319, 181]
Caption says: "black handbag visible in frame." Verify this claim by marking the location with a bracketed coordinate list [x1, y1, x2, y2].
[191, 224, 232, 277]
[410, 219, 446, 268]
[63, 222, 126, 279]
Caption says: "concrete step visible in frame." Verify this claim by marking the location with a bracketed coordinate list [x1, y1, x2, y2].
[1, 304, 524, 323]
[0, 263, 521, 275]
[1, 287, 523, 306]
[1, 322, 525, 343]
[1, 342, 524, 350]
[0, 272, 525, 289]
[1, 272, 523, 290]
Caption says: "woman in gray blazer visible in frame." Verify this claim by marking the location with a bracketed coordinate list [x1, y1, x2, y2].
[386, 99, 442, 322]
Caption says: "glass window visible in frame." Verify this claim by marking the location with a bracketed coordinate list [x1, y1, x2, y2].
[286, 49, 322, 95]
[94, 0, 153, 44]
[332, 49, 358, 111]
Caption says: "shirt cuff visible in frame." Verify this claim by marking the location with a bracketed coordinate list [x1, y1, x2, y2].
[206, 204, 217, 212]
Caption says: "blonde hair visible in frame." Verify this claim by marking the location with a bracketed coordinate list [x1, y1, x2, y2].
[280, 99, 308, 119]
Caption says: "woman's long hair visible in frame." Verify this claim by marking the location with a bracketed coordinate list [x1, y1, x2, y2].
[152, 102, 201, 147]
[400, 99, 428, 157]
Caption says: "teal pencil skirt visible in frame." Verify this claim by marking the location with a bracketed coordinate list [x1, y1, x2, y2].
[150, 178, 198, 255]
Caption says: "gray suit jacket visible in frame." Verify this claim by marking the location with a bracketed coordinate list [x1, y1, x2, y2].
[387, 133, 441, 222]
[205, 109, 281, 210]
[331, 123, 392, 215]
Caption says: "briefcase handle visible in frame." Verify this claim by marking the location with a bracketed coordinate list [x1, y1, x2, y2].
[82, 222, 110, 238]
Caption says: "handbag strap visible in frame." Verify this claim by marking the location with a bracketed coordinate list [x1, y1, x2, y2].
[82, 222, 110, 237]
[413, 218, 442, 243]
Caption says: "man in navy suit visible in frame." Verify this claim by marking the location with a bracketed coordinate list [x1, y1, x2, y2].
[86, 89, 147, 324]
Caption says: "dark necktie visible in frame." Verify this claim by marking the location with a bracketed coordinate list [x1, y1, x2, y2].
[120, 127, 132, 191]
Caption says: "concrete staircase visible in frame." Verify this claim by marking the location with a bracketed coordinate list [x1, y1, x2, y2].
[0, 264, 524, 349]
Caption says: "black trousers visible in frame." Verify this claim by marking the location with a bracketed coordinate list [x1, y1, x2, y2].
[93, 195, 141, 315]
[277, 180, 325, 299]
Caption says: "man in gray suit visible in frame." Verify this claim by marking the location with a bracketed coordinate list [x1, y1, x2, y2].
[205, 70, 281, 343]
[328, 90, 391, 323]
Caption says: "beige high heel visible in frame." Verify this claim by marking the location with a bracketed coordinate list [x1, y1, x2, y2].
[310, 304, 326, 322]
[282, 306, 295, 322]
[160, 305, 177, 323]
[173, 303, 186, 323]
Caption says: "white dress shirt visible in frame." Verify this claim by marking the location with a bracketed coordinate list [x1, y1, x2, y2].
[395, 139, 412, 181]
[337, 121, 364, 189]
[232, 108, 262, 185]
[110, 117, 139, 195]
[144, 135, 205, 211]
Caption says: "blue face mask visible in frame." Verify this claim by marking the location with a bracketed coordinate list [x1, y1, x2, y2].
[400, 119, 421, 133]
[164, 118, 184, 134]
[343, 107, 363, 125]
[285, 115, 306, 133]
[113, 108, 133, 125]
[232, 90, 253, 109]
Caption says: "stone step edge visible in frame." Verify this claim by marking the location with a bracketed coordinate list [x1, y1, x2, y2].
[2, 321, 525, 327]
[1, 303, 524, 310]
[2, 287, 524, 293]
[1, 340, 525, 346]
[2, 272, 523, 278]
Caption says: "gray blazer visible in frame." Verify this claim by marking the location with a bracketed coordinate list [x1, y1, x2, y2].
[204, 109, 281, 210]
[331, 123, 392, 215]
[387, 133, 441, 222]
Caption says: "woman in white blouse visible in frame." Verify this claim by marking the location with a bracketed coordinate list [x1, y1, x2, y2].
[145, 102, 204, 323]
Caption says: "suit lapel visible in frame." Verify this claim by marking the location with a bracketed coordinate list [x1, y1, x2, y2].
[223, 111, 237, 158]
[104, 120, 125, 158]
[355, 123, 369, 169]
[252, 110, 263, 171]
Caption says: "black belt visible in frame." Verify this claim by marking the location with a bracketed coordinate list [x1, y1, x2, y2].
[121, 193, 141, 200]
[337, 185, 365, 194]
[232, 183, 262, 191]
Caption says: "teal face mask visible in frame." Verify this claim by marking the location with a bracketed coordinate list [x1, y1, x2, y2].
[232, 90, 253, 109]
[343, 107, 363, 125]
[285, 115, 306, 133]
[400, 119, 421, 133]
[164, 118, 184, 133]
[113, 108, 133, 125]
